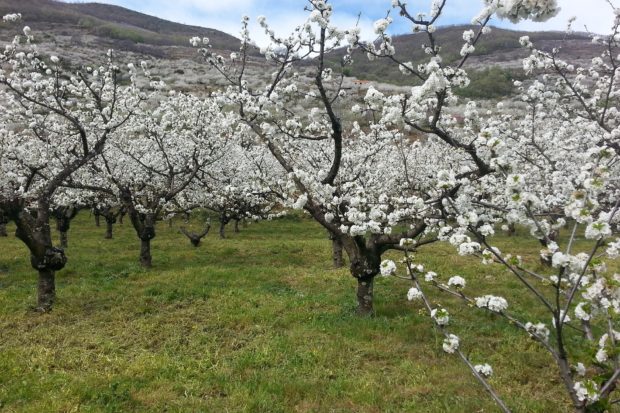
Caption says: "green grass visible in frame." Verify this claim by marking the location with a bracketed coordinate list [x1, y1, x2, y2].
[0, 213, 605, 412]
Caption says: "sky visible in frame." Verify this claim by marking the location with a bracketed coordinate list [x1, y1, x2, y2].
[67, 0, 616, 46]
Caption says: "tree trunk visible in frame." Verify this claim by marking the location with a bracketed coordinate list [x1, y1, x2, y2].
[0, 210, 7, 237]
[341, 235, 381, 316]
[126, 204, 156, 268]
[11, 206, 67, 311]
[94, 213, 100, 227]
[507, 223, 516, 236]
[168, 218, 173, 228]
[219, 221, 226, 239]
[234, 219, 240, 233]
[59, 231, 68, 249]
[140, 238, 152, 268]
[330, 234, 344, 268]
[53, 207, 77, 249]
[356, 278, 374, 316]
[37, 269, 56, 311]
[105, 220, 113, 239]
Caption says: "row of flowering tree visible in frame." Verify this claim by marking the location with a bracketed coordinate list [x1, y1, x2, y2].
[191, 0, 620, 410]
[2, 0, 620, 410]
[0, 17, 278, 308]
[371, 1, 620, 412]
[192, 0, 566, 316]
[0, 16, 148, 310]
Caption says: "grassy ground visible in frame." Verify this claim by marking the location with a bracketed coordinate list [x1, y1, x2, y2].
[0, 213, 605, 412]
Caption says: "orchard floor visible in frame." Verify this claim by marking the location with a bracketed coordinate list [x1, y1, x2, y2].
[0, 213, 601, 412]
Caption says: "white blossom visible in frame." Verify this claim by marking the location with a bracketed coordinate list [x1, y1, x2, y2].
[442, 334, 459, 354]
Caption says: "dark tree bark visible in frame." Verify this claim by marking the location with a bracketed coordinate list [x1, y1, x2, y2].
[94, 209, 101, 227]
[0, 209, 7, 237]
[59, 231, 68, 249]
[234, 219, 240, 233]
[9, 204, 67, 312]
[37, 269, 56, 310]
[219, 214, 229, 239]
[140, 238, 152, 268]
[507, 222, 516, 236]
[329, 232, 344, 268]
[356, 277, 374, 316]
[126, 204, 156, 268]
[53, 206, 78, 249]
[99, 206, 120, 239]
[341, 235, 381, 316]
[180, 224, 211, 247]
[105, 220, 113, 239]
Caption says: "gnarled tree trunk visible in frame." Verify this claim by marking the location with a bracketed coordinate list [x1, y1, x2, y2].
[0, 223, 7, 237]
[59, 231, 68, 249]
[105, 220, 114, 239]
[340, 235, 381, 316]
[53, 206, 78, 249]
[100, 206, 119, 239]
[507, 222, 516, 236]
[0, 209, 7, 237]
[180, 225, 211, 247]
[329, 232, 344, 268]
[94, 209, 101, 227]
[11, 205, 67, 311]
[356, 278, 374, 315]
[127, 208, 156, 268]
[140, 238, 152, 268]
[37, 269, 56, 310]
[219, 213, 229, 239]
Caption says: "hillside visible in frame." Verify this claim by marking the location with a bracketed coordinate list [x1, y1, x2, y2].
[0, 0, 244, 56]
[0, 1, 603, 97]
[327, 25, 602, 97]
[0, 0, 266, 92]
